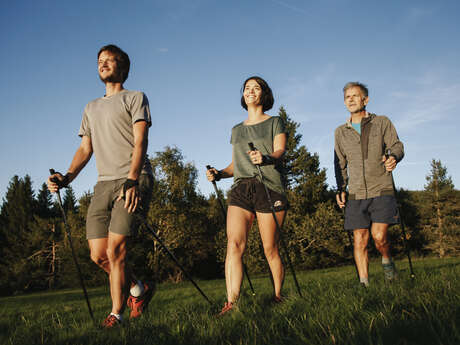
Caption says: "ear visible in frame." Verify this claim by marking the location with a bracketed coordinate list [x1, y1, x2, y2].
[364, 96, 369, 106]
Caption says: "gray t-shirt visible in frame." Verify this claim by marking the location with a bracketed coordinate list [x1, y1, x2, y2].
[79, 89, 153, 181]
[230, 116, 287, 195]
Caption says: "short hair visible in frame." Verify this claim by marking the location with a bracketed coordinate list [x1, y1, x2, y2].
[343, 82, 369, 98]
[97, 44, 130, 83]
[240, 76, 274, 112]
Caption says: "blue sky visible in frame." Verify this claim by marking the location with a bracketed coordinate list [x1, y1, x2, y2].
[1, 0, 459, 201]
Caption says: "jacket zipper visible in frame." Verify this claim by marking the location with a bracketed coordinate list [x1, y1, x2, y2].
[359, 122, 368, 199]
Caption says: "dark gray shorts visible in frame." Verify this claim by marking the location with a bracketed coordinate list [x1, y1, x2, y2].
[228, 177, 288, 214]
[344, 195, 399, 230]
[86, 174, 153, 240]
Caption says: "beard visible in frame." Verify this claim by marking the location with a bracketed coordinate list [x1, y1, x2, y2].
[99, 69, 123, 84]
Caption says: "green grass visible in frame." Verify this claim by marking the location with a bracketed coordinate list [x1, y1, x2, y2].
[1, 257, 459, 345]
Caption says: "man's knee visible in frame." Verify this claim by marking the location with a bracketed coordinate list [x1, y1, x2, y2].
[373, 233, 389, 249]
[372, 225, 389, 249]
[90, 251, 108, 268]
[353, 230, 369, 250]
[106, 244, 127, 264]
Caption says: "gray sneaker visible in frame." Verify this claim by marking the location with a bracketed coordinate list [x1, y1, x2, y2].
[382, 261, 398, 281]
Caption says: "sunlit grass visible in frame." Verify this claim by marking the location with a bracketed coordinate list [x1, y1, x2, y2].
[1, 257, 459, 345]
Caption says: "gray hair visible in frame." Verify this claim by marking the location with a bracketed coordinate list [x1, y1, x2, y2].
[343, 82, 369, 98]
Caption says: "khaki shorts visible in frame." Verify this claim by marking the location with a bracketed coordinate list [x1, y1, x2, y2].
[86, 174, 153, 240]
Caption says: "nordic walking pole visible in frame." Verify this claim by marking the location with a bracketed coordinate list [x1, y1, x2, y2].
[49, 169, 95, 323]
[248, 143, 303, 297]
[341, 208, 360, 281]
[386, 151, 416, 279]
[206, 165, 256, 296]
[143, 221, 213, 305]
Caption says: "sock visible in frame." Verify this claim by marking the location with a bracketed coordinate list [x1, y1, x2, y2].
[110, 313, 122, 321]
[382, 257, 392, 265]
[359, 277, 369, 287]
[130, 280, 144, 297]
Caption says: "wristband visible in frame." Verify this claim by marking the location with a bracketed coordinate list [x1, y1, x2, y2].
[123, 179, 139, 196]
[262, 155, 276, 165]
[61, 174, 71, 188]
[51, 171, 70, 188]
[214, 170, 222, 181]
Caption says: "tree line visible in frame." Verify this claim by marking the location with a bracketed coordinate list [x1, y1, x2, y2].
[0, 107, 458, 295]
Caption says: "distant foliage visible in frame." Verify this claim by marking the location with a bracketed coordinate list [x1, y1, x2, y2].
[0, 113, 459, 295]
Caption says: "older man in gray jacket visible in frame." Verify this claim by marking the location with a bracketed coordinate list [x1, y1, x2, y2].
[334, 82, 404, 287]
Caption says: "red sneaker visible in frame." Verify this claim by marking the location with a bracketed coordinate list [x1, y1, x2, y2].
[217, 302, 234, 317]
[127, 281, 155, 318]
[102, 314, 121, 328]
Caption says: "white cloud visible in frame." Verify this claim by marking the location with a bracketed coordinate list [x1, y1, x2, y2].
[270, 0, 307, 15]
[157, 48, 169, 53]
[393, 82, 460, 131]
[407, 6, 433, 22]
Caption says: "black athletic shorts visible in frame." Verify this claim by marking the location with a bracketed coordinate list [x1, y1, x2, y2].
[344, 195, 399, 230]
[228, 177, 288, 214]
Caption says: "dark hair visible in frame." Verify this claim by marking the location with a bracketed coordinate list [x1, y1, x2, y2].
[97, 44, 130, 83]
[343, 81, 369, 98]
[240, 76, 274, 112]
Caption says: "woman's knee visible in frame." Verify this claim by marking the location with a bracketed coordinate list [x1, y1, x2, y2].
[263, 244, 280, 261]
[227, 240, 246, 257]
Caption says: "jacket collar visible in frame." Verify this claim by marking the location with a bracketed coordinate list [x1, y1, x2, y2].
[345, 112, 374, 128]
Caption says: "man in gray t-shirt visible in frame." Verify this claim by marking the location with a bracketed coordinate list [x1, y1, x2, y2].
[47, 45, 154, 328]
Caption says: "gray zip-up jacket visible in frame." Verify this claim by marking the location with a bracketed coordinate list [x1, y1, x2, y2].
[334, 113, 404, 200]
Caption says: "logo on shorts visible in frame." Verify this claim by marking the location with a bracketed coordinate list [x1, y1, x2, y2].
[274, 200, 283, 207]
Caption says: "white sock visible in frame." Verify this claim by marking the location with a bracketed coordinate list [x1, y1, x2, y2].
[130, 280, 144, 297]
[360, 277, 369, 287]
[382, 257, 392, 265]
[110, 313, 122, 321]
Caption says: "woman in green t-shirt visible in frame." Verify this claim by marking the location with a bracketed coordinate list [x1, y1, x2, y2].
[207, 76, 288, 316]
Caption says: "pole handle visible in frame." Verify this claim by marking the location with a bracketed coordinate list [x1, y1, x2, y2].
[206, 165, 219, 183]
[50, 168, 61, 188]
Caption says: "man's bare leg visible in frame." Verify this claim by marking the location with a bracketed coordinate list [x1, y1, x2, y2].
[107, 232, 129, 315]
[371, 222, 397, 280]
[353, 228, 370, 285]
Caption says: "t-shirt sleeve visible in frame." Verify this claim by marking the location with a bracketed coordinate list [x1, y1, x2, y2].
[273, 116, 287, 137]
[78, 106, 91, 138]
[230, 126, 237, 144]
[130, 92, 151, 127]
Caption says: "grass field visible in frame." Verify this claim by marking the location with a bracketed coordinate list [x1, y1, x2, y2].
[1, 257, 459, 345]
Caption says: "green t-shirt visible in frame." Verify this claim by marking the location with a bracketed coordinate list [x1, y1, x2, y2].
[230, 116, 287, 195]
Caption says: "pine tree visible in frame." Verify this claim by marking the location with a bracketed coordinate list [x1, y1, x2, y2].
[62, 186, 78, 213]
[0, 175, 38, 293]
[423, 159, 459, 257]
